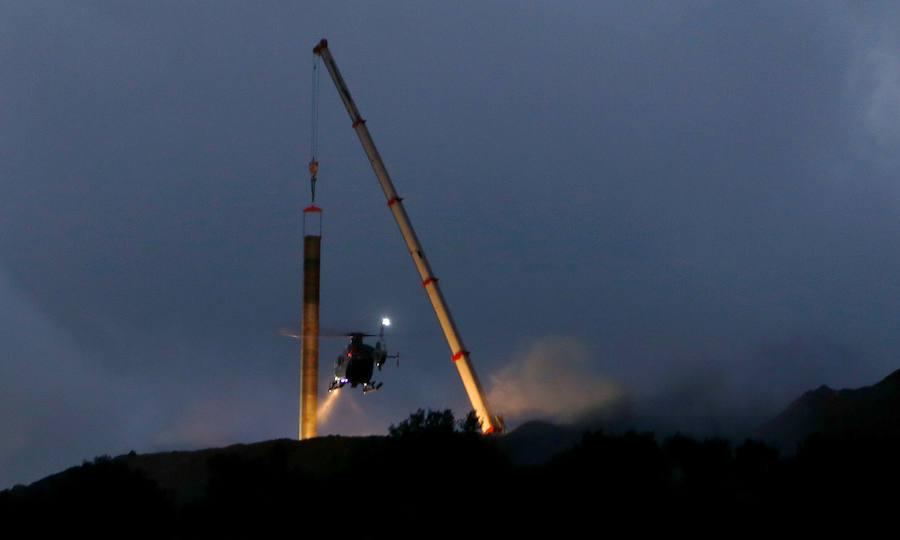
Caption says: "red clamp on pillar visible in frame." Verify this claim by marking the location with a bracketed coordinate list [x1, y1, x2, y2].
[451, 350, 469, 362]
[422, 277, 438, 287]
[387, 197, 404, 207]
[303, 205, 323, 236]
[352, 118, 366, 129]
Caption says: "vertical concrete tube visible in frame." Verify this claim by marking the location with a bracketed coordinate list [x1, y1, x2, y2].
[300, 223, 322, 439]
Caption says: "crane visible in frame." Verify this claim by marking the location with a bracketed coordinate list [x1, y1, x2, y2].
[313, 39, 504, 434]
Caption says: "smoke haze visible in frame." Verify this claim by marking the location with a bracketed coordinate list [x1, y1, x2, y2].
[487, 337, 627, 424]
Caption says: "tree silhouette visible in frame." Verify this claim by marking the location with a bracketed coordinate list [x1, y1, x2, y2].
[388, 408, 456, 438]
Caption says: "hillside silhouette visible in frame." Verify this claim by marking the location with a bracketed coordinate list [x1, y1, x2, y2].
[6, 369, 900, 537]
[762, 368, 900, 447]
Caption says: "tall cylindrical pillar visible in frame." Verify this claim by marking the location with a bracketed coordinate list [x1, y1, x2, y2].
[300, 208, 322, 439]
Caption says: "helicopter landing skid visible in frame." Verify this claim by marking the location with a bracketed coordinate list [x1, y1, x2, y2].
[362, 382, 383, 394]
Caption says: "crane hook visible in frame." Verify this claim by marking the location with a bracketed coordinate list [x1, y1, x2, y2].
[309, 160, 319, 202]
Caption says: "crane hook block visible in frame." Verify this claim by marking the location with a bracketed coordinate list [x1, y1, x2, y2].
[313, 39, 328, 55]
[309, 160, 319, 177]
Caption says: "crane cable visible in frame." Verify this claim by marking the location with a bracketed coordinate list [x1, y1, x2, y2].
[308, 55, 320, 203]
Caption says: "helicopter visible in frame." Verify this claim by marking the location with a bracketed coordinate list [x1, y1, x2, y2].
[329, 318, 398, 394]
[279, 317, 400, 394]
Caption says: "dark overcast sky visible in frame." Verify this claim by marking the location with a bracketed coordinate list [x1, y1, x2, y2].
[3, 1, 900, 487]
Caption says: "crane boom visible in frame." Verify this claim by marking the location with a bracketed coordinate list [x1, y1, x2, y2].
[313, 39, 503, 433]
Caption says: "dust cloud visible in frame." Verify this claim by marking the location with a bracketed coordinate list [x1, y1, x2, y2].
[487, 336, 627, 425]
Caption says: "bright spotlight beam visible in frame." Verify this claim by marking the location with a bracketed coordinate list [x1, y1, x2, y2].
[317, 389, 342, 424]
[381, 317, 391, 327]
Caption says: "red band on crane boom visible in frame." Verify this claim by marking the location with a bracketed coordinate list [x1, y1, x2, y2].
[422, 277, 438, 287]
[352, 119, 366, 129]
[387, 197, 404, 207]
[451, 350, 469, 362]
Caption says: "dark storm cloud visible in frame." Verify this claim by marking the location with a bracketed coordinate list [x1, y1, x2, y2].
[3, 1, 900, 486]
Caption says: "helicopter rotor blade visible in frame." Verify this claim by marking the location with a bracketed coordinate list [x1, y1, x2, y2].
[276, 327, 377, 340]
[277, 327, 302, 340]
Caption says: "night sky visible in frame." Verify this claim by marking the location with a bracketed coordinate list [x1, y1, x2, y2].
[3, 1, 900, 488]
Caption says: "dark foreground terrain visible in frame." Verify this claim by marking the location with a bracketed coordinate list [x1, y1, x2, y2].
[7, 368, 900, 538]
